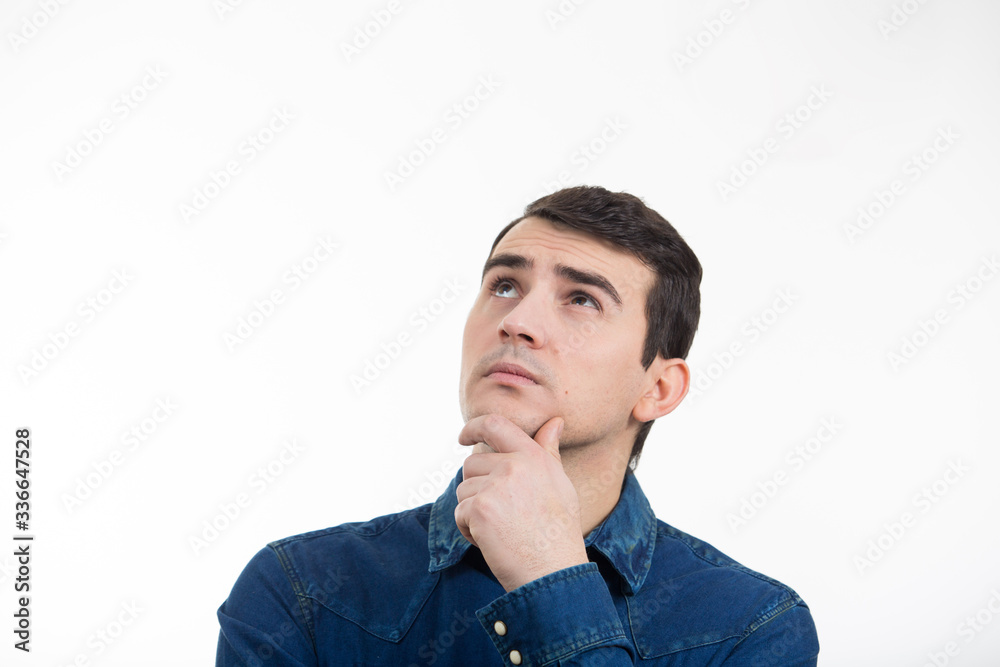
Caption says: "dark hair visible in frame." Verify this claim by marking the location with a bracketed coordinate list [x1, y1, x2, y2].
[488, 185, 702, 469]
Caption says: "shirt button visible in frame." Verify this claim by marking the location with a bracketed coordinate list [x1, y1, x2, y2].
[494, 620, 507, 636]
[509, 649, 522, 665]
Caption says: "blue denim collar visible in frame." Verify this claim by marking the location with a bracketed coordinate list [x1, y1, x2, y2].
[427, 466, 657, 595]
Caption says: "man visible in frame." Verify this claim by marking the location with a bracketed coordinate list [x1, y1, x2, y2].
[215, 185, 820, 665]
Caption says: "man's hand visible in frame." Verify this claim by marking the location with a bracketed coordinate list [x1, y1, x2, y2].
[454, 414, 589, 592]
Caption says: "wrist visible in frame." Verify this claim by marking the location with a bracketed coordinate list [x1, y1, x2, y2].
[503, 545, 589, 592]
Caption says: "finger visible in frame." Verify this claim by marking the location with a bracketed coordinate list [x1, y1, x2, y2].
[476, 441, 498, 454]
[457, 414, 506, 447]
[462, 452, 505, 481]
[462, 441, 497, 454]
[533, 416, 564, 459]
[455, 475, 488, 504]
[458, 414, 533, 454]
[453, 499, 478, 547]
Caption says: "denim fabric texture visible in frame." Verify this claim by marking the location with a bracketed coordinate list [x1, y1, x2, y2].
[216, 467, 819, 666]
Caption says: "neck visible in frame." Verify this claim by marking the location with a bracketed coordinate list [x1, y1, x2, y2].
[558, 442, 631, 537]
[469, 432, 634, 537]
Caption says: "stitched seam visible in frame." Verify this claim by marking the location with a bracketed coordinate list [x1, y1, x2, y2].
[731, 601, 811, 651]
[744, 593, 799, 634]
[625, 527, 804, 658]
[268, 543, 317, 650]
[538, 629, 629, 665]
[294, 569, 441, 644]
[272, 506, 432, 548]
[658, 525, 804, 603]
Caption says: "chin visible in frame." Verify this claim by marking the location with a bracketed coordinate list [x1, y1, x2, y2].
[493, 408, 547, 439]
[465, 397, 545, 437]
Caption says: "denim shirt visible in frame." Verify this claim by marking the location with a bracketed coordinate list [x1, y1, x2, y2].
[216, 467, 819, 666]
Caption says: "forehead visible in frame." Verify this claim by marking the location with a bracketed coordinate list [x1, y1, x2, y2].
[494, 217, 617, 265]
[490, 216, 654, 303]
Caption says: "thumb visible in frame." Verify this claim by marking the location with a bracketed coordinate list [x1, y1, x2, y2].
[534, 417, 564, 458]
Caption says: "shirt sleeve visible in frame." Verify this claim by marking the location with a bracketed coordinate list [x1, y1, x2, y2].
[721, 601, 820, 666]
[215, 545, 317, 667]
[475, 562, 636, 666]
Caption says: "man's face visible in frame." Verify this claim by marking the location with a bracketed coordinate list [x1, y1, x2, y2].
[459, 216, 660, 456]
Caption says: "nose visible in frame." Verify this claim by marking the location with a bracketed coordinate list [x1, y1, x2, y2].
[498, 292, 547, 348]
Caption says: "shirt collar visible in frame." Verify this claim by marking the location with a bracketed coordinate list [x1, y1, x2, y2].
[427, 465, 658, 595]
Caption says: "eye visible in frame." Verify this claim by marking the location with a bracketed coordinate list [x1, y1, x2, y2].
[487, 275, 519, 298]
[486, 275, 602, 312]
[570, 293, 600, 310]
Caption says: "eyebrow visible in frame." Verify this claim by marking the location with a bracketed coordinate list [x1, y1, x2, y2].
[481, 252, 624, 309]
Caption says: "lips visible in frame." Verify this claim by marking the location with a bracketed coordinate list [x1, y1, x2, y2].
[486, 361, 538, 384]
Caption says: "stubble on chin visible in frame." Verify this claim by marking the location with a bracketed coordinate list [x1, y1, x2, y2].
[463, 399, 548, 443]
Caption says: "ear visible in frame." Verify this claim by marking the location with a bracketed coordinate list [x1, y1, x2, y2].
[631, 357, 689, 423]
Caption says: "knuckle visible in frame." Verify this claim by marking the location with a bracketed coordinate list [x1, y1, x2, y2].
[483, 414, 506, 433]
[474, 495, 499, 522]
[494, 459, 516, 479]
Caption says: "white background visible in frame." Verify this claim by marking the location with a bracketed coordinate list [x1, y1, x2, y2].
[2, 0, 999, 665]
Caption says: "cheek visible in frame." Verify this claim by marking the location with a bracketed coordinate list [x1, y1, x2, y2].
[576, 343, 642, 397]
[461, 312, 482, 353]
[460, 314, 491, 377]
[565, 320, 600, 351]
